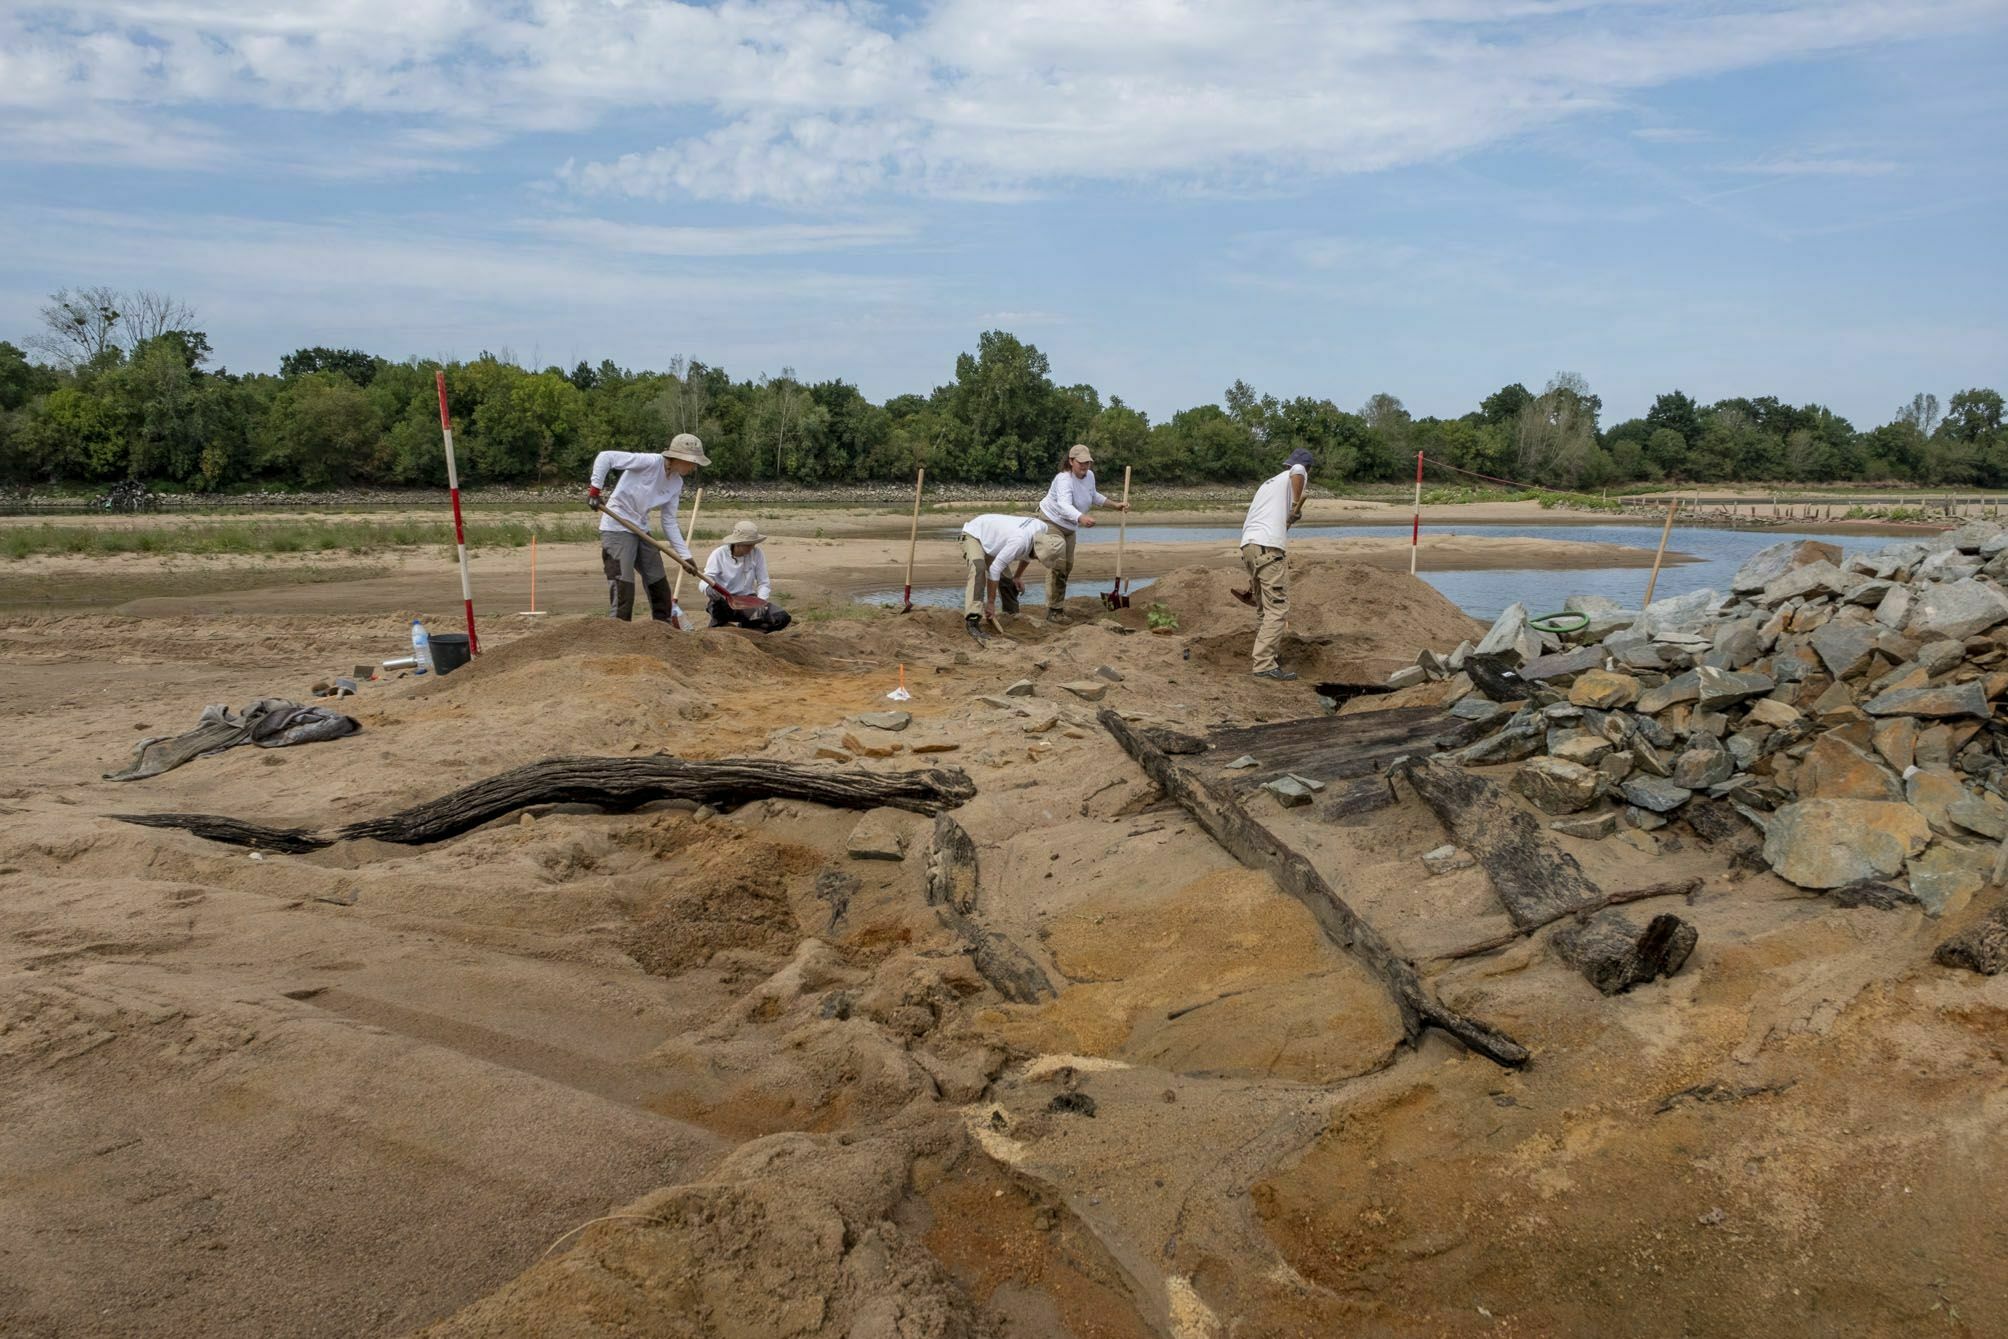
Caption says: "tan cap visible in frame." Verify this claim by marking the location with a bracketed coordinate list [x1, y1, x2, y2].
[665, 433, 710, 465]
[723, 519, 766, 546]
[1067, 444, 1094, 464]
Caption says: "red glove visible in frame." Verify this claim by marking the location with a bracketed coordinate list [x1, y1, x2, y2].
[586, 485, 602, 510]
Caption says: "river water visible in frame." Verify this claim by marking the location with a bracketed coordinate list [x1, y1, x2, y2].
[861, 521, 1921, 621]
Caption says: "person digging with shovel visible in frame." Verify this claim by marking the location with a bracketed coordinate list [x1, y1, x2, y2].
[1036, 443, 1127, 623]
[1237, 447, 1313, 680]
[588, 432, 708, 622]
[958, 513, 1049, 644]
[702, 520, 792, 633]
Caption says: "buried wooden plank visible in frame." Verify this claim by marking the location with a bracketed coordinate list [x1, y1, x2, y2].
[1098, 708, 1529, 1068]
[115, 757, 977, 851]
[923, 813, 1057, 1004]
[1202, 707, 1481, 791]
[1392, 755, 1603, 929]
[1393, 755, 1702, 995]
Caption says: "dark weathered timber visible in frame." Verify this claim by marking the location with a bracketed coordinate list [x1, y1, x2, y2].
[113, 813, 330, 854]
[923, 812, 981, 916]
[1202, 707, 1481, 791]
[1934, 899, 2008, 975]
[1428, 879, 1704, 962]
[1394, 756, 1602, 928]
[1463, 654, 1532, 702]
[1552, 911, 1698, 995]
[116, 756, 976, 851]
[1320, 776, 1400, 826]
[1100, 709, 1528, 1068]
[924, 813, 1056, 1004]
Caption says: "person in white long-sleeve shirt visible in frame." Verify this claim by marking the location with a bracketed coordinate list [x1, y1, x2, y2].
[587, 433, 708, 622]
[701, 520, 792, 633]
[959, 513, 1049, 642]
[1035, 443, 1128, 622]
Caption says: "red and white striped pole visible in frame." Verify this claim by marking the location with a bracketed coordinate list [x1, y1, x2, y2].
[1409, 450, 1424, 575]
[435, 370, 479, 655]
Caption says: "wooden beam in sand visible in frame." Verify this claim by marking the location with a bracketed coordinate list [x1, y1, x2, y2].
[115, 757, 977, 853]
[1097, 708, 1529, 1068]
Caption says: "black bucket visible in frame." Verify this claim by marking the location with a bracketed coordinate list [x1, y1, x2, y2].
[429, 632, 471, 675]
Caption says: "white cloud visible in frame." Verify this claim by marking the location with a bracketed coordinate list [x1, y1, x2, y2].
[2, 0, 2003, 196]
[1724, 155, 1903, 176]
[1632, 127, 1714, 143]
[519, 215, 917, 256]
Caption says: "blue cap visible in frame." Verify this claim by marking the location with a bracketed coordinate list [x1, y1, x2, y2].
[1285, 448, 1315, 471]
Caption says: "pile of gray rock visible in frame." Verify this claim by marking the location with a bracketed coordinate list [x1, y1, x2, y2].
[1392, 524, 2008, 915]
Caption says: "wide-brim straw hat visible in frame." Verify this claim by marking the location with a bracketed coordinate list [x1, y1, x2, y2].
[723, 519, 766, 546]
[1067, 443, 1094, 464]
[666, 433, 710, 466]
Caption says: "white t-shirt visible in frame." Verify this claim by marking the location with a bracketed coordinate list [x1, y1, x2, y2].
[1039, 470, 1110, 532]
[1240, 464, 1307, 550]
[703, 546, 769, 599]
[961, 515, 1048, 581]
[590, 451, 690, 560]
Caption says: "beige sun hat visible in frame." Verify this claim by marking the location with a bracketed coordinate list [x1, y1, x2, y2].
[1067, 443, 1094, 464]
[665, 432, 710, 466]
[723, 519, 766, 546]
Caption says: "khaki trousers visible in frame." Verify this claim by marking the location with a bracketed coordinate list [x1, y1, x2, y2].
[1241, 543, 1289, 672]
[1034, 526, 1075, 605]
[961, 534, 989, 616]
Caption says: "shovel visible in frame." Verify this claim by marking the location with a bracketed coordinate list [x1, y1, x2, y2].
[1101, 466, 1133, 610]
[668, 487, 704, 628]
[898, 466, 924, 613]
[599, 505, 766, 616]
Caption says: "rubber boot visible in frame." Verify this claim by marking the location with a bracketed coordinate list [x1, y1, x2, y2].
[643, 578, 677, 624]
[965, 613, 988, 646]
[610, 579, 637, 621]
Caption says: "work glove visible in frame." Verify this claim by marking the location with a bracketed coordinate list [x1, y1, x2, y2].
[586, 486, 603, 510]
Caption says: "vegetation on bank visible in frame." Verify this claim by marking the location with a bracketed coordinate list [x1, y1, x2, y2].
[4, 285, 2003, 495]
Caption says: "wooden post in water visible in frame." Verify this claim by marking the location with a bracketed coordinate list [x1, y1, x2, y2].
[1643, 498, 1680, 607]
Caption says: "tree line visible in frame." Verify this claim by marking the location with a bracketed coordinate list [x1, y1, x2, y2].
[1, 286, 2003, 492]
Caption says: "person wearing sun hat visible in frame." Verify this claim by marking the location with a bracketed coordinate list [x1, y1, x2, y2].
[1035, 443, 1126, 622]
[587, 431, 709, 622]
[702, 518, 792, 632]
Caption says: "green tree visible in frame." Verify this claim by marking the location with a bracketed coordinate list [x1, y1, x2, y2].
[1480, 383, 1532, 426]
[266, 373, 384, 487]
[280, 347, 381, 386]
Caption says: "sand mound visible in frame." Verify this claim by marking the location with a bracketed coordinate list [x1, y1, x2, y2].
[1138, 559, 1482, 682]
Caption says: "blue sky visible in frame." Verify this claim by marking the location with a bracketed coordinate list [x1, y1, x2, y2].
[3, 0, 2004, 429]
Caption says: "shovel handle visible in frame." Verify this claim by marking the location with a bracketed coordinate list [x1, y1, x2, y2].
[670, 488, 704, 606]
[903, 467, 925, 587]
[601, 504, 748, 608]
[1116, 466, 1131, 583]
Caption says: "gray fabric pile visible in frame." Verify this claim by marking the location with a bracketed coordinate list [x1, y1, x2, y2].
[106, 698, 360, 782]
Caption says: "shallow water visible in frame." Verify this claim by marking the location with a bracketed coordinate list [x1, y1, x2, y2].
[878, 522, 1910, 621]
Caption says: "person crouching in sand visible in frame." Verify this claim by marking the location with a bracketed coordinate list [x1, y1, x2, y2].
[702, 520, 792, 633]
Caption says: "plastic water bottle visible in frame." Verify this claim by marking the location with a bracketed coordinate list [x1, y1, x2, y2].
[410, 619, 433, 675]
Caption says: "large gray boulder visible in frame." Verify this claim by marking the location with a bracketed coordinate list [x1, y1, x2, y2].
[1731, 539, 1841, 594]
[1474, 601, 1542, 663]
[1762, 799, 1931, 888]
[1514, 757, 1601, 815]
[1809, 622, 1879, 680]
[1758, 560, 1862, 607]
[1695, 665, 1776, 710]
[1862, 681, 1991, 719]
[1635, 587, 1725, 639]
[1904, 577, 2008, 641]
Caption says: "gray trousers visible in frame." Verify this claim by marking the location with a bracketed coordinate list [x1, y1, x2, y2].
[601, 531, 669, 617]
